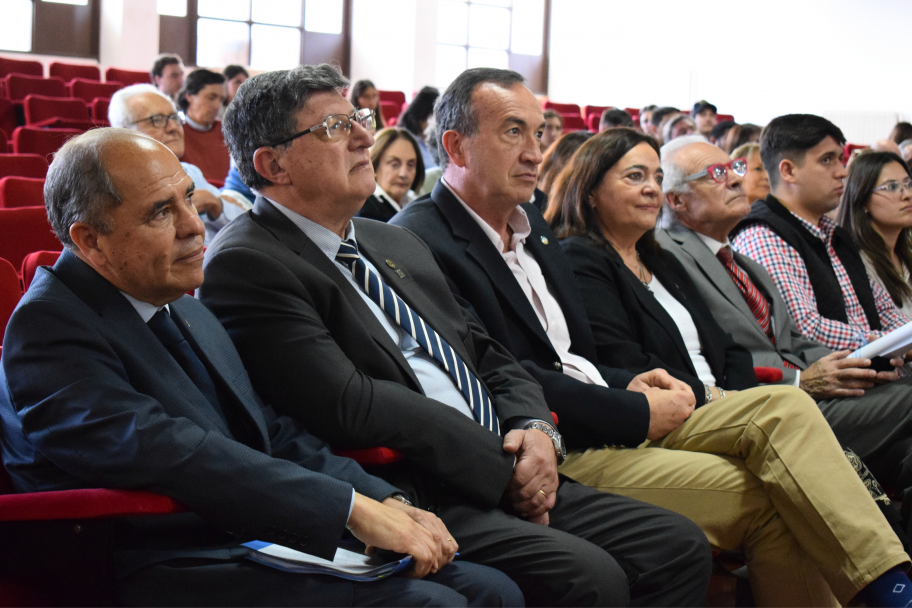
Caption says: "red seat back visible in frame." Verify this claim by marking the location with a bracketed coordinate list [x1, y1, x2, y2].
[544, 101, 581, 117]
[49, 62, 100, 83]
[844, 143, 869, 164]
[379, 101, 400, 123]
[0, 98, 18, 139]
[23, 95, 90, 125]
[68, 79, 123, 104]
[21, 250, 59, 290]
[717, 114, 735, 124]
[378, 90, 406, 108]
[5, 75, 67, 102]
[90, 97, 110, 121]
[0, 176, 44, 209]
[587, 114, 601, 132]
[104, 67, 149, 87]
[0, 207, 62, 272]
[12, 127, 83, 160]
[561, 115, 586, 132]
[0, 154, 49, 179]
[0, 256, 21, 341]
[0, 56, 42, 79]
[583, 105, 609, 120]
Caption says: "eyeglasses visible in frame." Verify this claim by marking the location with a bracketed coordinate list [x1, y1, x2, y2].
[873, 179, 912, 196]
[683, 158, 747, 184]
[130, 112, 185, 129]
[268, 108, 376, 147]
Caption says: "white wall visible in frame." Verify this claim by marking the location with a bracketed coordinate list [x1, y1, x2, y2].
[100, 0, 159, 70]
[548, 0, 912, 143]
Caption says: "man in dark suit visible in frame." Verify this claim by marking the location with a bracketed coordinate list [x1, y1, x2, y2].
[200, 63, 714, 607]
[390, 67, 912, 607]
[0, 128, 525, 607]
[657, 135, 912, 501]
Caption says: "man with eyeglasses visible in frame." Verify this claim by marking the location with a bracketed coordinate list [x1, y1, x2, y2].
[658, 135, 912, 521]
[200, 63, 716, 607]
[109, 84, 249, 244]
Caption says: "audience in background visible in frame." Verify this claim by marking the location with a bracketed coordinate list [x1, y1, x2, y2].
[599, 108, 634, 131]
[662, 114, 697, 143]
[350, 79, 385, 130]
[650, 106, 680, 143]
[639, 104, 657, 136]
[108, 84, 247, 244]
[732, 142, 770, 202]
[720, 123, 762, 154]
[358, 127, 425, 222]
[150, 53, 184, 101]
[398, 86, 440, 169]
[537, 131, 593, 203]
[691, 100, 717, 137]
[732, 114, 911, 351]
[872, 139, 903, 156]
[223, 65, 249, 106]
[890, 122, 912, 146]
[541, 109, 563, 151]
[839, 151, 912, 318]
[900, 139, 912, 164]
[709, 120, 736, 147]
[178, 68, 231, 182]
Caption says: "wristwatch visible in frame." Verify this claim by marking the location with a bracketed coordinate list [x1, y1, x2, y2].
[525, 421, 567, 465]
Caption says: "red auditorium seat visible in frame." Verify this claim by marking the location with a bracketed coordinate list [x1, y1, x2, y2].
[4, 75, 68, 103]
[0, 257, 20, 339]
[23, 95, 93, 129]
[625, 108, 640, 123]
[543, 100, 581, 117]
[844, 143, 868, 164]
[48, 62, 101, 83]
[587, 114, 600, 133]
[0, 176, 44, 209]
[68, 78, 123, 104]
[583, 105, 609, 121]
[717, 114, 735, 123]
[20, 250, 60, 290]
[104, 67, 149, 87]
[0, 99, 18, 140]
[0, 56, 42, 79]
[0, 129, 7, 155]
[379, 101, 400, 124]
[90, 97, 111, 122]
[561, 115, 586, 132]
[12, 127, 84, 160]
[0, 207, 63, 273]
[0, 154, 48, 179]
[378, 89, 406, 109]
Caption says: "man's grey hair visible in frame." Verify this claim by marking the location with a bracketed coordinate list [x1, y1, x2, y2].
[108, 84, 176, 128]
[222, 63, 348, 192]
[45, 129, 146, 250]
[434, 68, 525, 171]
[658, 134, 709, 228]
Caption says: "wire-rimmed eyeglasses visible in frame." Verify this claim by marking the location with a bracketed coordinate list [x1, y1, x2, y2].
[130, 112, 185, 129]
[268, 108, 376, 147]
[682, 158, 747, 184]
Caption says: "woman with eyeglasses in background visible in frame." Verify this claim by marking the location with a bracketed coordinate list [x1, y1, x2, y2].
[839, 151, 912, 317]
[546, 129, 757, 406]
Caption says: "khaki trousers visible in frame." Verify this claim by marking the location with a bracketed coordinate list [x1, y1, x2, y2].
[559, 385, 908, 607]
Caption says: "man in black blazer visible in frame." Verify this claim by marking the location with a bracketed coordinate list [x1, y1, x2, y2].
[0, 128, 524, 606]
[200, 64, 714, 606]
[391, 67, 912, 607]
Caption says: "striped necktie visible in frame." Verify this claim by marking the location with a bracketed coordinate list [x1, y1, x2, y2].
[717, 246, 774, 341]
[336, 239, 500, 435]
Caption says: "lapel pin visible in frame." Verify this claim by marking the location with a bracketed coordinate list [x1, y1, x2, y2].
[385, 259, 397, 269]
[540, 236, 549, 245]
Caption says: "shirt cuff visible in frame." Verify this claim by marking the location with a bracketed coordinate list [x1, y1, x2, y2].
[346, 488, 355, 524]
[792, 369, 801, 387]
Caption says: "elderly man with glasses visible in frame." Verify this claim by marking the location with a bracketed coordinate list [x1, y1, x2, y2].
[109, 84, 250, 244]
[199, 63, 716, 607]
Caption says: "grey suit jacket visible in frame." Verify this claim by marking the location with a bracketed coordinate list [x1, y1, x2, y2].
[658, 225, 832, 384]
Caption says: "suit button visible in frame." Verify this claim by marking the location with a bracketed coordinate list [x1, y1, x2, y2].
[553, 361, 562, 371]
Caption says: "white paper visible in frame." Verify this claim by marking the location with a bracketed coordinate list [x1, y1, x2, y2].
[850, 320, 912, 359]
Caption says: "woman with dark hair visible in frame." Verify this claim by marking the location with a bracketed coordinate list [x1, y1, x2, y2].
[890, 122, 912, 146]
[398, 86, 439, 169]
[839, 151, 912, 317]
[358, 128, 425, 222]
[178, 68, 230, 181]
[538, 131, 593, 205]
[350, 79, 385, 130]
[223, 65, 249, 105]
[719, 123, 762, 154]
[548, 129, 757, 403]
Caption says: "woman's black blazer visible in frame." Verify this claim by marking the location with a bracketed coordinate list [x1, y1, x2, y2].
[560, 235, 757, 405]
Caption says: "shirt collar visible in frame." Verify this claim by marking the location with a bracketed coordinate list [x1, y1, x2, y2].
[267, 197, 355, 262]
[694, 231, 730, 255]
[119, 291, 168, 323]
[441, 178, 531, 252]
[184, 115, 212, 132]
[373, 183, 401, 212]
[788, 209, 835, 242]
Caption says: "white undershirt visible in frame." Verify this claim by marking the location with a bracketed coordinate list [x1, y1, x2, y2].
[646, 275, 717, 386]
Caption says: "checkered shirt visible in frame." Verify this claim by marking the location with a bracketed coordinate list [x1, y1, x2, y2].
[732, 213, 910, 350]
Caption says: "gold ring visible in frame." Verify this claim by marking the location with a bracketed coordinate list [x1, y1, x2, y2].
[446, 538, 453, 542]
[539, 489, 547, 496]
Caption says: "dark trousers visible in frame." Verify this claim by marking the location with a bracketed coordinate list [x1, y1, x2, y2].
[438, 477, 712, 607]
[117, 558, 524, 607]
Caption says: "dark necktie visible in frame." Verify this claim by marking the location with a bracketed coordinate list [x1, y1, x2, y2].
[336, 239, 500, 435]
[717, 246, 775, 341]
[148, 307, 228, 427]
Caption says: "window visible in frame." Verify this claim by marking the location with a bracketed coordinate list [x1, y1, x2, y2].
[435, 0, 544, 89]
[0, 0, 33, 52]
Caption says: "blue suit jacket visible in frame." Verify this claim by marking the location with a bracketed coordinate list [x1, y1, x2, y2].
[0, 249, 396, 575]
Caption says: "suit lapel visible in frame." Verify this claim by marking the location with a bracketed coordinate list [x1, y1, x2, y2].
[250, 198, 423, 391]
[430, 184, 554, 348]
[631, 257, 694, 371]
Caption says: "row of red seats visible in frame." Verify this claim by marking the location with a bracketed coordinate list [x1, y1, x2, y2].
[0, 55, 147, 86]
[1, 74, 122, 104]
[0, 127, 85, 159]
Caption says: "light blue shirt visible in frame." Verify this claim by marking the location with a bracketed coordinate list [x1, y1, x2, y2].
[182, 162, 246, 245]
[268, 198, 475, 421]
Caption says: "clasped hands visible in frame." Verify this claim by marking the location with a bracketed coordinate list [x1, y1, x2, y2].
[502, 426, 559, 526]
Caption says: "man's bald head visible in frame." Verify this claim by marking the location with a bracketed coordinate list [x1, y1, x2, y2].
[871, 139, 902, 156]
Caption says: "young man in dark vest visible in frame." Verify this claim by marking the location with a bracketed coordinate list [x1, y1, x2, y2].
[732, 114, 910, 351]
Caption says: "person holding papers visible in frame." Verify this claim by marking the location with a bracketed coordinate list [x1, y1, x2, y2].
[0, 128, 522, 607]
